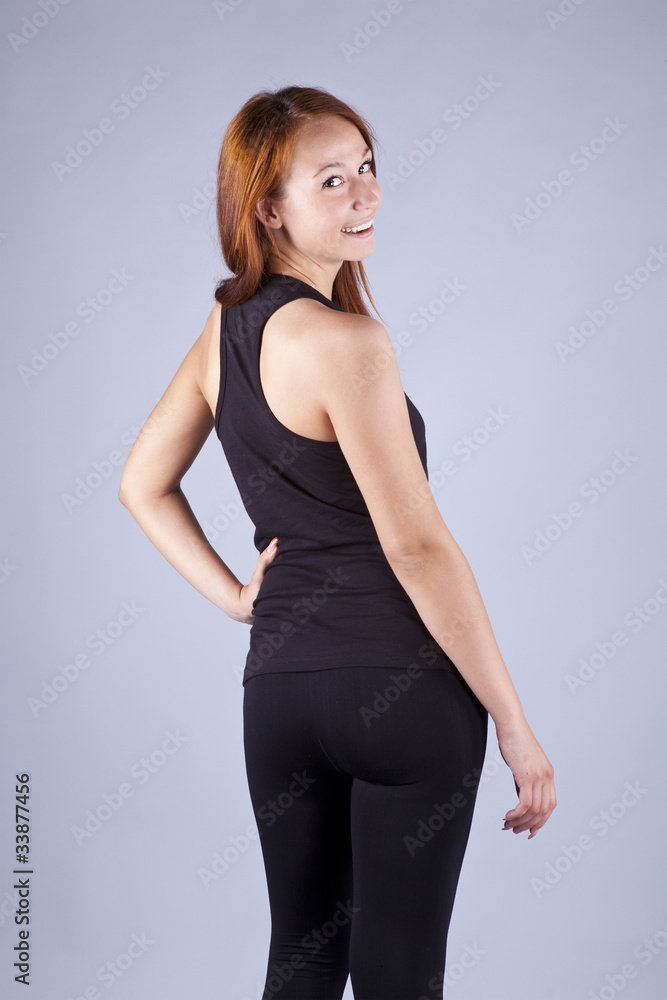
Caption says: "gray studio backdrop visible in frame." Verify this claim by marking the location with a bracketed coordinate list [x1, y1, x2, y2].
[2, 1, 666, 997]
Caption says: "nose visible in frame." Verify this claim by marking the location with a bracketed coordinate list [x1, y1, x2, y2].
[352, 174, 381, 212]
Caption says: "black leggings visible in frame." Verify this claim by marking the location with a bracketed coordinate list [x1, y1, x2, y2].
[242, 665, 488, 1000]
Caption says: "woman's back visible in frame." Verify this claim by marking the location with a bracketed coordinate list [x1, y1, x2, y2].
[200, 271, 459, 686]
[199, 280, 338, 444]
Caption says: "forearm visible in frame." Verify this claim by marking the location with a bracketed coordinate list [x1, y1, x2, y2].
[119, 487, 245, 620]
[389, 541, 527, 731]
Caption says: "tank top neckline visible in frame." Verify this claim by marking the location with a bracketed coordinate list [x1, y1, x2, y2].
[264, 272, 338, 308]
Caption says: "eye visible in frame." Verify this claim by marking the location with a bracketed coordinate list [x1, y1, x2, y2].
[323, 158, 374, 189]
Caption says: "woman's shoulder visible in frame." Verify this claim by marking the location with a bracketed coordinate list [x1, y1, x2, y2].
[278, 294, 385, 346]
[268, 297, 389, 382]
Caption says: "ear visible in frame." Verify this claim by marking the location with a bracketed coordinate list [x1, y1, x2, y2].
[254, 196, 282, 230]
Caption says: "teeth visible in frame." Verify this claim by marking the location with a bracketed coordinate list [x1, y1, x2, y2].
[341, 218, 373, 233]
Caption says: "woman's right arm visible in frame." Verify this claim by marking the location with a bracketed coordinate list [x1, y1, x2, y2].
[308, 311, 556, 839]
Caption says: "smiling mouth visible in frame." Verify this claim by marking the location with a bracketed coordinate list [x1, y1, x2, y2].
[341, 217, 374, 234]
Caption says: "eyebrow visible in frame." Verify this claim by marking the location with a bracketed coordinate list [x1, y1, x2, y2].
[313, 146, 372, 178]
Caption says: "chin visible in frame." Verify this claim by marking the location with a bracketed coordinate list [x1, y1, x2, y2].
[344, 240, 375, 259]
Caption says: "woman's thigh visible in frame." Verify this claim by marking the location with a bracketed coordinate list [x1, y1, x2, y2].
[243, 672, 355, 998]
[312, 666, 489, 998]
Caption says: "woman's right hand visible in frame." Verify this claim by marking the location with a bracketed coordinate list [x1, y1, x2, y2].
[495, 719, 557, 839]
[230, 537, 279, 624]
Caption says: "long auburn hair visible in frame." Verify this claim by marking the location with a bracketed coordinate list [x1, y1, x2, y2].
[213, 85, 382, 317]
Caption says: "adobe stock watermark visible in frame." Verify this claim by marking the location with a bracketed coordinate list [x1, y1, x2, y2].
[51, 66, 169, 182]
[27, 600, 146, 717]
[384, 76, 502, 192]
[404, 748, 504, 857]
[0, 884, 22, 931]
[62, 424, 141, 514]
[179, 169, 217, 224]
[406, 279, 467, 331]
[70, 730, 191, 846]
[63, 930, 155, 999]
[394, 406, 511, 514]
[243, 566, 352, 680]
[358, 638, 473, 728]
[17, 267, 135, 385]
[585, 918, 667, 1000]
[358, 661, 424, 727]
[223, 277, 296, 351]
[418, 941, 487, 999]
[240, 899, 359, 1000]
[511, 117, 629, 233]
[8, 0, 76, 54]
[565, 577, 667, 695]
[198, 824, 259, 888]
[198, 773, 319, 887]
[351, 276, 468, 393]
[65, 395, 180, 513]
[545, 0, 589, 32]
[242, 437, 307, 503]
[555, 244, 667, 361]
[256, 770, 317, 829]
[0, 557, 17, 584]
[127, 391, 181, 445]
[521, 448, 639, 567]
[530, 780, 648, 899]
[430, 405, 510, 487]
[212, 0, 246, 21]
[340, 0, 417, 63]
[201, 496, 245, 543]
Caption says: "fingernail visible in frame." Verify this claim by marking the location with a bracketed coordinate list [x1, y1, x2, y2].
[268, 537, 278, 551]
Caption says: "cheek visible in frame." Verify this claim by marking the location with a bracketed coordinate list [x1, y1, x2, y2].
[313, 209, 345, 242]
[285, 199, 345, 245]
[300, 202, 339, 238]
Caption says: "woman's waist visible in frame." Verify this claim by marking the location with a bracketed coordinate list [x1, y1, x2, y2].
[255, 550, 409, 608]
[246, 612, 457, 676]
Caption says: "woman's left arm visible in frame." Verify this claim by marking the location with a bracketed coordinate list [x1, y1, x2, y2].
[118, 321, 276, 624]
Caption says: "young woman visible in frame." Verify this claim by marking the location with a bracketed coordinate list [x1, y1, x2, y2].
[119, 85, 556, 1000]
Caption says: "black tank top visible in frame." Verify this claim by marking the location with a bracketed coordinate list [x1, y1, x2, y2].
[214, 272, 458, 685]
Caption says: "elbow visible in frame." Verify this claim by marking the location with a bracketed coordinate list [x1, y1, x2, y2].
[384, 526, 463, 575]
[118, 464, 136, 508]
[385, 544, 437, 577]
[118, 476, 178, 509]
[118, 474, 142, 510]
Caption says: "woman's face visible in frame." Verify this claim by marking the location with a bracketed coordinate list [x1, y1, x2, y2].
[257, 115, 382, 273]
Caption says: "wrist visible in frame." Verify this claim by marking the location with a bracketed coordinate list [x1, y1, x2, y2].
[493, 706, 528, 735]
[219, 580, 245, 621]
